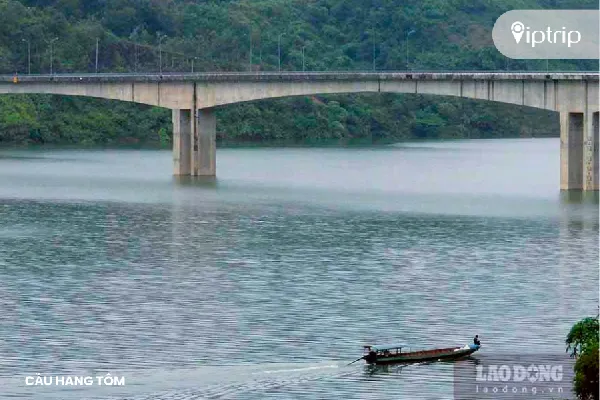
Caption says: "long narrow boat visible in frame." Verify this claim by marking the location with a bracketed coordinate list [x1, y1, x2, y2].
[362, 343, 480, 365]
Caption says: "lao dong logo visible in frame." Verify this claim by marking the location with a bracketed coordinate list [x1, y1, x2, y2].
[476, 364, 563, 383]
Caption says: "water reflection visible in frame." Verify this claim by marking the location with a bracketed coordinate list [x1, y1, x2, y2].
[173, 175, 218, 188]
[364, 362, 413, 376]
[364, 356, 481, 377]
[560, 190, 600, 204]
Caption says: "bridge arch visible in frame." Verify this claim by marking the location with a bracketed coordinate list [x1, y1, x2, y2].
[1, 72, 597, 113]
[0, 79, 193, 109]
[197, 79, 564, 111]
[1, 72, 598, 190]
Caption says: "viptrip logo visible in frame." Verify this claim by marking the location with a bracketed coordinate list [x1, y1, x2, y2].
[510, 21, 581, 47]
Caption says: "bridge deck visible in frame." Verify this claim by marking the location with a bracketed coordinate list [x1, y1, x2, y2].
[0, 71, 598, 83]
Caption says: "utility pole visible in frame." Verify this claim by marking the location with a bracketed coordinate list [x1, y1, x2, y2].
[22, 39, 31, 75]
[95, 38, 99, 73]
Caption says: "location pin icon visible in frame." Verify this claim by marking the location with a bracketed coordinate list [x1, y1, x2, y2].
[511, 21, 525, 43]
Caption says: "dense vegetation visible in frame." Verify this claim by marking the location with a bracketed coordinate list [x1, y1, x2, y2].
[0, 0, 597, 146]
[566, 316, 599, 400]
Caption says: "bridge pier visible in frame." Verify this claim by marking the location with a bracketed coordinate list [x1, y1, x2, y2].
[172, 107, 216, 177]
[583, 112, 599, 191]
[560, 112, 584, 190]
[172, 109, 192, 176]
[561, 111, 600, 191]
[193, 108, 216, 177]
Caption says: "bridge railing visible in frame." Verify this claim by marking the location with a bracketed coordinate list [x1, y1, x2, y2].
[0, 71, 598, 83]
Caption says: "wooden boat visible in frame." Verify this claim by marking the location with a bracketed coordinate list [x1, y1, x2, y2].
[362, 343, 480, 365]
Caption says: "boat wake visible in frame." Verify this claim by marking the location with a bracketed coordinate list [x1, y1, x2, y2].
[259, 363, 340, 374]
[60, 362, 366, 400]
[5, 359, 449, 400]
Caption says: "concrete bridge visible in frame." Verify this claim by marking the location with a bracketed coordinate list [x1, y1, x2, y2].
[1, 72, 598, 190]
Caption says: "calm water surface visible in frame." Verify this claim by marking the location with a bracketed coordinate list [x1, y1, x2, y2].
[0, 138, 597, 399]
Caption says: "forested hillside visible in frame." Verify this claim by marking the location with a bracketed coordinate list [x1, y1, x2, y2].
[0, 0, 597, 145]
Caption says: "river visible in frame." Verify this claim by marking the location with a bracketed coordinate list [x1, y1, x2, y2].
[0, 138, 597, 399]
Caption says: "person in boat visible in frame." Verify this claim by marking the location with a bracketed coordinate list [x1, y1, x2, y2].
[473, 335, 481, 346]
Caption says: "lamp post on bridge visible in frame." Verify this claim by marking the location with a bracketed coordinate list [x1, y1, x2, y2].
[370, 28, 377, 71]
[21, 38, 31, 75]
[45, 37, 58, 75]
[248, 27, 254, 72]
[157, 33, 167, 74]
[278, 33, 285, 72]
[406, 29, 416, 71]
[95, 37, 99, 73]
[191, 56, 199, 73]
[302, 45, 306, 72]
[372, 41, 376, 71]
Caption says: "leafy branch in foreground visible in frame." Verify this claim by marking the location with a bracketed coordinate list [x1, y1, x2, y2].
[566, 316, 599, 400]
[566, 317, 599, 358]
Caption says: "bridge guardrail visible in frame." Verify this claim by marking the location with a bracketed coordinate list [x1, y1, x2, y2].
[0, 71, 598, 83]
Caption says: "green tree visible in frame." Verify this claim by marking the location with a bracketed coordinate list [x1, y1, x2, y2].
[566, 317, 599, 357]
[566, 316, 600, 400]
[573, 342, 599, 400]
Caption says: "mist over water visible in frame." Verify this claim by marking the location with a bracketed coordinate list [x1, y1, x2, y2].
[0, 138, 597, 399]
